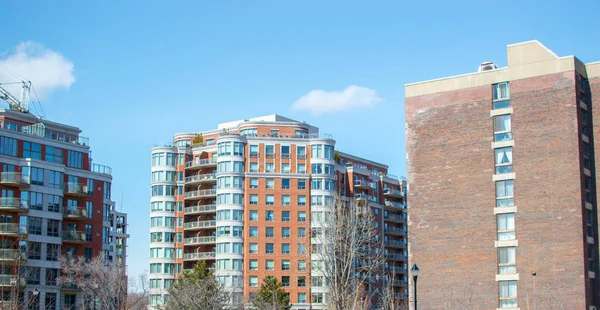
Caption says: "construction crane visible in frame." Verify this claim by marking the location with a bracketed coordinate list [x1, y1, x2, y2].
[0, 81, 31, 113]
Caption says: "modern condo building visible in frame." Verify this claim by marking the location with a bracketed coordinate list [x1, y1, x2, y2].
[149, 115, 407, 309]
[0, 108, 127, 309]
[405, 41, 600, 309]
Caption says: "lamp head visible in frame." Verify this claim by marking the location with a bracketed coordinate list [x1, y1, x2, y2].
[411, 264, 420, 277]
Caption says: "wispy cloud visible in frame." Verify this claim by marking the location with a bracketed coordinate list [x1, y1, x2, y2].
[0, 41, 75, 100]
[291, 85, 383, 116]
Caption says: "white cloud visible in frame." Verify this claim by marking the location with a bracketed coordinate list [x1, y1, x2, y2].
[0, 41, 75, 100]
[291, 85, 383, 116]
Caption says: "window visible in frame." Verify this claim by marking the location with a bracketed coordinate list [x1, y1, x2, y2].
[282, 211, 290, 222]
[298, 227, 306, 238]
[312, 179, 322, 190]
[281, 276, 290, 287]
[27, 191, 43, 210]
[493, 82, 510, 102]
[28, 242, 41, 260]
[23, 142, 42, 160]
[47, 244, 60, 261]
[46, 268, 59, 286]
[270, 130, 279, 137]
[233, 161, 244, 172]
[298, 276, 306, 287]
[298, 195, 306, 206]
[249, 260, 258, 270]
[312, 164, 323, 174]
[298, 212, 306, 222]
[0, 136, 17, 156]
[324, 145, 334, 159]
[233, 142, 244, 156]
[281, 260, 290, 271]
[233, 176, 244, 188]
[266, 260, 274, 270]
[48, 171, 63, 189]
[495, 147, 513, 174]
[311, 145, 322, 158]
[249, 162, 258, 172]
[30, 167, 44, 186]
[496, 180, 514, 207]
[281, 145, 290, 158]
[250, 178, 258, 188]
[84, 248, 93, 261]
[85, 224, 93, 242]
[249, 227, 258, 238]
[499, 281, 517, 308]
[241, 128, 257, 137]
[498, 247, 517, 274]
[218, 142, 232, 156]
[266, 243, 274, 254]
[86, 201, 93, 219]
[266, 211, 274, 221]
[29, 217, 42, 235]
[265, 227, 274, 238]
[298, 260, 306, 271]
[282, 227, 290, 238]
[298, 293, 307, 303]
[312, 276, 323, 287]
[312, 293, 324, 304]
[249, 210, 258, 221]
[250, 194, 258, 205]
[281, 163, 290, 173]
[27, 267, 41, 284]
[67, 150, 83, 169]
[104, 181, 111, 199]
[297, 146, 306, 158]
[297, 243, 305, 254]
[266, 195, 275, 205]
[297, 164, 306, 174]
[249, 276, 258, 287]
[265, 145, 275, 158]
[249, 243, 258, 254]
[266, 179, 274, 189]
[47, 219, 60, 237]
[494, 115, 512, 141]
[249, 145, 259, 157]
[497, 214, 515, 240]
[265, 163, 274, 173]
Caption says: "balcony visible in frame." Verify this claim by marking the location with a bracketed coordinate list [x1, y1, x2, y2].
[385, 201, 405, 211]
[386, 253, 405, 261]
[0, 224, 27, 237]
[62, 230, 86, 243]
[0, 275, 25, 288]
[64, 207, 88, 220]
[385, 239, 407, 249]
[387, 279, 408, 287]
[354, 180, 372, 190]
[60, 283, 79, 292]
[0, 249, 26, 264]
[184, 189, 216, 201]
[383, 188, 405, 199]
[184, 204, 216, 215]
[183, 251, 216, 261]
[384, 266, 407, 274]
[0, 172, 30, 188]
[184, 220, 216, 231]
[384, 227, 406, 237]
[184, 173, 217, 185]
[90, 163, 112, 176]
[184, 236, 216, 245]
[185, 158, 217, 170]
[64, 183, 90, 197]
[0, 198, 28, 213]
[384, 213, 405, 223]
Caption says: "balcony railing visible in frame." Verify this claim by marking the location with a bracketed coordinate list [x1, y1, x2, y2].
[384, 214, 405, 222]
[385, 201, 405, 210]
[184, 204, 216, 215]
[184, 236, 216, 245]
[384, 188, 405, 198]
[0, 172, 30, 187]
[184, 173, 217, 184]
[184, 189, 217, 200]
[184, 220, 216, 230]
[0, 198, 28, 213]
[191, 140, 216, 149]
[90, 163, 112, 176]
[384, 227, 406, 236]
[183, 251, 216, 260]
[185, 158, 217, 169]
[64, 207, 88, 220]
[386, 253, 405, 260]
[385, 240, 407, 248]
[65, 182, 90, 197]
[0, 224, 27, 236]
[0, 249, 26, 263]
[62, 230, 86, 243]
[0, 275, 25, 287]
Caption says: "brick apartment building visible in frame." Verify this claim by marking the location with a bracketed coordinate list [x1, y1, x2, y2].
[405, 41, 600, 309]
[149, 115, 407, 309]
[0, 107, 127, 309]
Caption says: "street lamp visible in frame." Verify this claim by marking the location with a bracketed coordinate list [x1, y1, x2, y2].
[411, 264, 419, 310]
[32, 288, 40, 308]
[532, 272, 537, 310]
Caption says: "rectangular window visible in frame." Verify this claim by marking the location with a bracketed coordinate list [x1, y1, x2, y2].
[496, 180, 514, 207]
[265, 145, 275, 158]
[495, 147, 513, 174]
[497, 213, 515, 240]
[266, 211, 274, 221]
[249, 276, 258, 287]
[249, 162, 258, 172]
[85, 224, 93, 241]
[249, 260, 258, 270]
[265, 163, 274, 173]
[249, 210, 258, 221]
[297, 164, 306, 174]
[298, 260, 306, 271]
[498, 247, 517, 274]
[47, 244, 60, 261]
[282, 211, 290, 222]
[266, 243, 274, 254]
[30, 167, 44, 186]
[266, 178, 274, 189]
[499, 281, 517, 308]
[281, 243, 290, 254]
[298, 195, 306, 206]
[298, 212, 306, 222]
[266, 195, 274, 205]
[311, 145, 322, 158]
[266, 227, 274, 238]
[250, 194, 258, 205]
[249, 226, 258, 238]
[282, 195, 290, 206]
[67, 150, 83, 169]
[493, 82, 510, 102]
[298, 276, 306, 287]
[281, 276, 290, 287]
[0, 136, 18, 156]
[86, 201, 93, 219]
[281, 260, 290, 271]
[297, 146, 306, 159]
[281, 163, 290, 173]
[298, 227, 306, 238]
[47, 219, 60, 237]
[298, 293, 307, 303]
[249, 145, 259, 158]
[27, 267, 41, 285]
[29, 217, 42, 235]
[28, 242, 41, 260]
[250, 178, 258, 189]
[266, 260, 274, 270]
[249, 243, 258, 254]
[48, 171, 63, 189]
[281, 145, 290, 158]
[494, 115, 512, 141]
[23, 142, 42, 160]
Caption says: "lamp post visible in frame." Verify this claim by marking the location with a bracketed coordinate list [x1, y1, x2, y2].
[411, 264, 419, 310]
[532, 272, 537, 310]
[32, 288, 40, 308]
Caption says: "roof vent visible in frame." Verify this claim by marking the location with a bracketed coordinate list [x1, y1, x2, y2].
[478, 61, 498, 72]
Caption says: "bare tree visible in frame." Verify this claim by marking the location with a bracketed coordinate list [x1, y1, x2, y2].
[378, 266, 408, 310]
[166, 261, 239, 310]
[60, 255, 131, 310]
[309, 195, 385, 310]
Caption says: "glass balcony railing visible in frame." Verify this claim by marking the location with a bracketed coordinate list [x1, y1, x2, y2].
[183, 251, 216, 260]
[0, 224, 27, 236]
[184, 189, 217, 200]
[0, 172, 30, 187]
[90, 163, 112, 176]
[183, 236, 216, 245]
[184, 204, 216, 214]
[184, 220, 216, 230]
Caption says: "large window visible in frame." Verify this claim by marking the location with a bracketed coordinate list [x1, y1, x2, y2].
[498, 247, 516, 274]
[493, 82, 510, 104]
[495, 147, 513, 174]
[493, 115, 512, 141]
[497, 214, 515, 240]
[45, 146, 64, 164]
[47, 219, 60, 237]
[0, 136, 17, 156]
[496, 180, 514, 207]
[29, 217, 42, 235]
[218, 142, 232, 156]
[48, 171, 63, 189]
[67, 150, 83, 169]
[30, 167, 44, 186]
[23, 142, 42, 160]
[498, 281, 517, 308]
[311, 145, 322, 158]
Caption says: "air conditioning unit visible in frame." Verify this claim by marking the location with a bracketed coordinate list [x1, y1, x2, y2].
[478, 61, 498, 72]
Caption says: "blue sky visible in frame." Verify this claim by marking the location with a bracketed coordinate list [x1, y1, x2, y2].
[1, 0, 599, 279]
